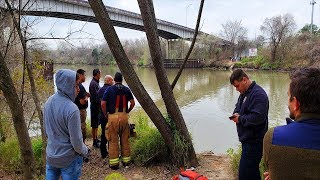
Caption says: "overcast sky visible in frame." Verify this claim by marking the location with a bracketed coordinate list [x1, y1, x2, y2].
[29, 0, 318, 49]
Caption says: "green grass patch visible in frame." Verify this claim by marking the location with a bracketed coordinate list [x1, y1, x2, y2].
[105, 173, 125, 180]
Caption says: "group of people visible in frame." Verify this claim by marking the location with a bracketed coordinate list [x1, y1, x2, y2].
[229, 68, 320, 180]
[43, 68, 135, 179]
[43, 67, 320, 179]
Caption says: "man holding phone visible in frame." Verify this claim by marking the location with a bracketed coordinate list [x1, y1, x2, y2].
[229, 69, 269, 180]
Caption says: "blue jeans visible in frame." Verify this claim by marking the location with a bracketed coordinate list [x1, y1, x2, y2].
[46, 156, 83, 180]
[239, 142, 263, 180]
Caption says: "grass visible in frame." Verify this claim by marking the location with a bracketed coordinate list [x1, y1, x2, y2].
[130, 112, 167, 166]
[0, 137, 43, 173]
[227, 144, 267, 179]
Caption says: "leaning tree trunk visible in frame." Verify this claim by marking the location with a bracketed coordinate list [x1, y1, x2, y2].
[5, 0, 47, 172]
[136, 0, 198, 166]
[0, 51, 35, 180]
[88, 0, 175, 153]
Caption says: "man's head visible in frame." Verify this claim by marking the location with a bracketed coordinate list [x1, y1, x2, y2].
[288, 68, 320, 119]
[93, 68, 101, 80]
[230, 69, 251, 94]
[77, 69, 86, 83]
[114, 72, 123, 83]
[104, 75, 114, 85]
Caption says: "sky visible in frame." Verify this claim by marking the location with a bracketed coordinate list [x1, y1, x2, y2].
[28, 0, 317, 49]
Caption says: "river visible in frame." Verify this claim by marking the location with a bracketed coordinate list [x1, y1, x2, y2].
[55, 65, 290, 154]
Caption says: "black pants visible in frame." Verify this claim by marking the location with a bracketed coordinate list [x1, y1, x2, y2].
[239, 142, 263, 180]
[99, 112, 108, 158]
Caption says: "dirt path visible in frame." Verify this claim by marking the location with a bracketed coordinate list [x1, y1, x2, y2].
[81, 142, 235, 180]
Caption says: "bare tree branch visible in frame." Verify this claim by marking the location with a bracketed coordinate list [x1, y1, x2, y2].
[171, 0, 205, 89]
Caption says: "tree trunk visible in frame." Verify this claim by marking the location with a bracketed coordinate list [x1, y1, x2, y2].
[88, 0, 175, 153]
[0, 51, 35, 180]
[271, 45, 277, 63]
[5, 0, 46, 172]
[136, 0, 198, 166]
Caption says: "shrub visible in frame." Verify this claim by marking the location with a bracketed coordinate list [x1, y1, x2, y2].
[0, 138, 21, 172]
[130, 113, 167, 166]
[0, 137, 44, 173]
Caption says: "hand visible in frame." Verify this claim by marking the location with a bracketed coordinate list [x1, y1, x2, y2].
[263, 172, 270, 180]
[231, 113, 240, 123]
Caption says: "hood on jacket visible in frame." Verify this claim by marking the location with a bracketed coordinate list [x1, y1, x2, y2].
[55, 69, 77, 102]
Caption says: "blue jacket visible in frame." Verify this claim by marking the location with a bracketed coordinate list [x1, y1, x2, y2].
[263, 114, 320, 179]
[233, 81, 269, 143]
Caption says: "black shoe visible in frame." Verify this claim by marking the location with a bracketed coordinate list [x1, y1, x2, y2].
[83, 157, 89, 163]
[122, 161, 132, 167]
[110, 165, 119, 170]
[93, 139, 100, 148]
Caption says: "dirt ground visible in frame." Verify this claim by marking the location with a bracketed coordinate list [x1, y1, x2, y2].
[0, 141, 235, 180]
[81, 142, 235, 180]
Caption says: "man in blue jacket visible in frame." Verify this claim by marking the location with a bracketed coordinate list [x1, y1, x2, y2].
[229, 69, 269, 180]
[263, 68, 320, 179]
[44, 69, 89, 179]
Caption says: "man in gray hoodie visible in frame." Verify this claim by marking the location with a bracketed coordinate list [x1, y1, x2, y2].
[44, 69, 89, 179]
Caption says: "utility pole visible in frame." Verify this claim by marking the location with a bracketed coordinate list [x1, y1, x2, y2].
[310, 0, 316, 33]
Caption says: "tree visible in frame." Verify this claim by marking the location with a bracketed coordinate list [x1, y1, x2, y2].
[88, 0, 201, 166]
[0, 8, 36, 178]
[91, 48, 99, 64]
[300, 24, 318, 34]
[220, 20, 248, 56]
[260, 14, 296, 63]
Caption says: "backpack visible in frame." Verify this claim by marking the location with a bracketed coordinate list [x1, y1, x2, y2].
[173, 170, 208, 180]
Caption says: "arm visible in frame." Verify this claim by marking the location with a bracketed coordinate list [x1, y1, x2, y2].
[128, 99, 135, 113]
[68, 110, 88, 156]
[263, 128, 274, 177]
[101, 100, 107, 117]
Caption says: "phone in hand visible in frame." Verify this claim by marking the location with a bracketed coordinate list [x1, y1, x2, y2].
[229, 115, 236, 120]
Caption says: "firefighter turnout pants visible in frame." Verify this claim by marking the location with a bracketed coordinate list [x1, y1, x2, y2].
[106, 112, 131, 167]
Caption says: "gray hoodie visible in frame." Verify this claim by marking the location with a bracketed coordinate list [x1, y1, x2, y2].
[44, 69, 88, 168]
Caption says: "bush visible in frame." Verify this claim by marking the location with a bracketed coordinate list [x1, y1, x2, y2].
[227, 145, 266, 179]
[0, 138, 21, 172]
[130, 113, 167, 165]
[0, 137, 44, 173]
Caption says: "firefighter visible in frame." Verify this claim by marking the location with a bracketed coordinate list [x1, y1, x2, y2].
[101, 72, 135, 170]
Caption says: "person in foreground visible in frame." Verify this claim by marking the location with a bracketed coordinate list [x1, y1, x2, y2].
[101, 72, 135, 170]
[229, 69, 269, 180]
[44, 69, 89, 179]
[263, 68, 320, 180]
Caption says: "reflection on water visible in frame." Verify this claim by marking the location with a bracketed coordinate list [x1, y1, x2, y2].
[55, 65, 290, 154]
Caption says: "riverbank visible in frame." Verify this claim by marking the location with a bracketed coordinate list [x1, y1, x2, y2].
[81, 140, 235, 180]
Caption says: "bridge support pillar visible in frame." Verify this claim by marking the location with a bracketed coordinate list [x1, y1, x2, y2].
[167, 39, 187, 59]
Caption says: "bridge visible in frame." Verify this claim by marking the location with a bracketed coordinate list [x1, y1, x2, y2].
[0, 0, 197, 40]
